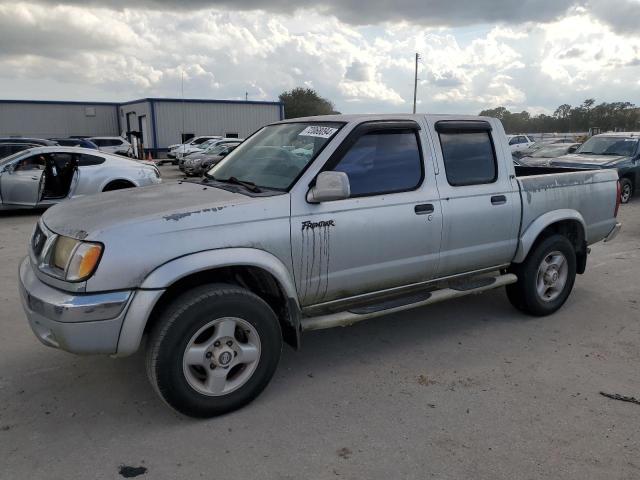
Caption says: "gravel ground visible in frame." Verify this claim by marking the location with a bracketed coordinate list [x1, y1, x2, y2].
[0, 171, 638, 479]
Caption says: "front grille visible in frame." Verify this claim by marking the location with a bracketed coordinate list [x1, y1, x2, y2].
[32, 224, 47, 257]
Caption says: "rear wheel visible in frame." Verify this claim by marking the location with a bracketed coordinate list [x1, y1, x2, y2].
[146, 284, 282, 418]
[620, 178, 633, 204]
[507, 235, 576, 316]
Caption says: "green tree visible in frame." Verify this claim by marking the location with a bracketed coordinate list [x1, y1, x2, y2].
[279, 88, 339, 119]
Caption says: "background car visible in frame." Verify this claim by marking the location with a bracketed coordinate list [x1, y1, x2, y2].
[89, 136, 133, 156]
[0, 143, 41, 160]
[0, 137, 58, 146]
[166, 136, 222, 161]
[178, 138, 243, 171]
[507, 134, 535, 153]
[517, 143, 581, 167]
[0, 146, 161, 210]
[49, 138, 99, 149]
[184, 143, 240, 176]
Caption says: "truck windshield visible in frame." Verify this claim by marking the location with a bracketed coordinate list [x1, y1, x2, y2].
[206, 122, 342, 191]
[577, 137, 639, 156]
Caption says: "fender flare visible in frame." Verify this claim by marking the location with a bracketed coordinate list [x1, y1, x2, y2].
[513, 209, 586, 263]
[140, 248, 298, 298]
[116, 248, 299, 357]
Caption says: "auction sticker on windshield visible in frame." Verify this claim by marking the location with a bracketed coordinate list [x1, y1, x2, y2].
[299, 126, 338, 138]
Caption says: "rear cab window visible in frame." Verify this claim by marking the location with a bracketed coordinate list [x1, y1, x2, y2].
[435, 121, 498, 186]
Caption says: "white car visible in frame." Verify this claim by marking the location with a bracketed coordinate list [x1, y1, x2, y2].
[166, 136, 222, 161]
[507, 134, 535, 153]
[89, 137, 133, 157]
[0, 146, 161, 210]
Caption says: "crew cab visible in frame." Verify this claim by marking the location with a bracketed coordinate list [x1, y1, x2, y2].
[19, 114, 621, 418]
[550, 132, 640, 203]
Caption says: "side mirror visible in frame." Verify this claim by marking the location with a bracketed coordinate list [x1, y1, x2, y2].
[3, 163, 15, 173]
[307, 171, 350, 203]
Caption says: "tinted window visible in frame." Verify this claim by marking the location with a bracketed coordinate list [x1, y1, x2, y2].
[78, 154, 105, 166]
[332, 130, 423, 196]
[439, 132, 497, 186]
[192, 137, 212, 145]
[509, 137, 518, 145]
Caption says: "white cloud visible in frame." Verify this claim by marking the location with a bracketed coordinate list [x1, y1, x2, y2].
[0, 2, 640, 115]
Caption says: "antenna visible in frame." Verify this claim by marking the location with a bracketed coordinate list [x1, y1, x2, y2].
[413, 53, 420, 114]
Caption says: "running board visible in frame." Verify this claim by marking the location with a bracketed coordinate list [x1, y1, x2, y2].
[300, 273, 518, 332]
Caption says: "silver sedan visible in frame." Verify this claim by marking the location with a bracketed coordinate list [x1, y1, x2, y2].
[0, 146, 161, 210]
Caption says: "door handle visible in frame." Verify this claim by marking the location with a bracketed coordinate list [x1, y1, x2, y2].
[491, 195, 507, 205]
[414, 203, 435, 215]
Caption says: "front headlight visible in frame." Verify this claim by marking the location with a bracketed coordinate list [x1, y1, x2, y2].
[46, 235, 103, 282]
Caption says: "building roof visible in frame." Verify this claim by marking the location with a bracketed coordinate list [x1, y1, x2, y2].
[0, 97, 283, 107]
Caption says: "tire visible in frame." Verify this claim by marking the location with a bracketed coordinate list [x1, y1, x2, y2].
[620, 178, 633, 204]
[146, 284, 282, 418]
[506, 234, 577, 316]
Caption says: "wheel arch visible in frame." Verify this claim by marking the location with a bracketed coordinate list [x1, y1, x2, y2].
[116, 249, 301, 357]
[102, 177, 137, 191]
[513, 210, 587, 271]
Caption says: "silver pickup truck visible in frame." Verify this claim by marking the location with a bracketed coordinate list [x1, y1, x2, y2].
[19, 114, 622, 417]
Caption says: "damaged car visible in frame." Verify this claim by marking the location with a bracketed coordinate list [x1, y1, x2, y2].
[0, 146, 161, 210]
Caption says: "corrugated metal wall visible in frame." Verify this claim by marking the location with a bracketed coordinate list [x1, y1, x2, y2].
[0, 102, 119, 138]
[154, 101, 281, 148]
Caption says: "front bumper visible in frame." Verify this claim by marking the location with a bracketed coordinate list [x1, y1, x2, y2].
[604, 222, 622, 243]
[19, 257, 132, 354]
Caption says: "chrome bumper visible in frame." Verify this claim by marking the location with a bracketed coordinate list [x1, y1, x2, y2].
[604, 222, 622, 243]
[19, 257, 132, 354]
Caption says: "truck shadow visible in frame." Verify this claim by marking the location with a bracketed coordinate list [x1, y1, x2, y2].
[1, 288, 531, 428]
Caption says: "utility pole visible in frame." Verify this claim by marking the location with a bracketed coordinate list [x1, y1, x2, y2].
[412, 53, 419, 114]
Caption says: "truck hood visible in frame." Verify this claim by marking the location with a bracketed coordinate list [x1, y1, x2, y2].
[550, 153, 628, 168]
[42, 181, 255, 239]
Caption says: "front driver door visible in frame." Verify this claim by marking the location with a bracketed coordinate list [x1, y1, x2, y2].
[0, 156, 46, 206]
[290, 120, 442, 307]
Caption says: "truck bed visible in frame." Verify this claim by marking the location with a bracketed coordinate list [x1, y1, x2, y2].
[515, 167, 619, 248]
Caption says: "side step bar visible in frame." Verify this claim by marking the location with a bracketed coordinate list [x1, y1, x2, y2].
[300, 273, 518, 332]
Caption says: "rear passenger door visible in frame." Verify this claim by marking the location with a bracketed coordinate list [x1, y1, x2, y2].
[428, 119, 520, 277]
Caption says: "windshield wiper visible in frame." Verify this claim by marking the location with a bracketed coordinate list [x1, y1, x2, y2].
[207, 175, 262, 193]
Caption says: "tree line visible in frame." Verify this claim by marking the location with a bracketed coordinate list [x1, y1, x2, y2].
[479, 99, 640, 134]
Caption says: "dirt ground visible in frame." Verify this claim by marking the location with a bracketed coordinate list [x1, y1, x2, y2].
[1, 167, 638, 479]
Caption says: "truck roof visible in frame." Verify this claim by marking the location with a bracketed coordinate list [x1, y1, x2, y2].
[277, 113, 492, 124]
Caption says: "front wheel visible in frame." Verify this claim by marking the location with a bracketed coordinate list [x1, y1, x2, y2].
[506, 235, 577, 316]
[146, 284, 282, 418]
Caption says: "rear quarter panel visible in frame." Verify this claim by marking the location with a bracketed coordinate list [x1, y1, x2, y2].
[517, 169, 618, 257]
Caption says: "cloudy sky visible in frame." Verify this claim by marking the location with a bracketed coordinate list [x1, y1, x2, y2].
[1, 1, 640, 114]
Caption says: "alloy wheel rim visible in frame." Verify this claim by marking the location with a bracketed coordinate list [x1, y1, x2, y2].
[621, 184, 631, 203]
[535, 250, 569, 302]
[182, 317, 261, 397]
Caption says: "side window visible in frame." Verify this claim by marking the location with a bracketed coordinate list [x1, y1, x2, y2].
[518, 136, 527, 144]
[439, 131, 497, 186]
[509, 137, 518, 145]
[331, 130, 423, 197]
[92, 139, 107, 147]
[14, 154, 47, 171]
[78, 154, 105, 166]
